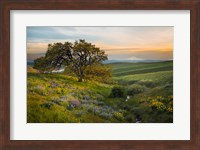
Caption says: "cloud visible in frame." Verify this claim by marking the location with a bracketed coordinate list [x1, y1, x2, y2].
[27, 26, 173, 60]
[27, 26, 76, 39]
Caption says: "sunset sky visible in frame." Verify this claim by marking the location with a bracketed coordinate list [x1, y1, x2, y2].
[27, 26, 173, 61]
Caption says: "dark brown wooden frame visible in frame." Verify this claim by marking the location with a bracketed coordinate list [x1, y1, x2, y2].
[0, 0, 200, 149]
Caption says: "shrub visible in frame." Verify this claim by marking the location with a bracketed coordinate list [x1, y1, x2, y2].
[110, 86, 125, 98]
[150, 100, 166, 112]
[113, 112, 124, 121]
[138, 79, 155, 88]
[147, 96, 173, 113]
[84, 64, 113, 84]
[125, 114, 136, 122]
[127, 84, 146, 96]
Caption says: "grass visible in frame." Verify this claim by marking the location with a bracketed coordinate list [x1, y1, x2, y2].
[27, 61, 173, 123]
[111, 61, 173, 77]
[114, 70, 173, 86]
[27, 72, 117, 123]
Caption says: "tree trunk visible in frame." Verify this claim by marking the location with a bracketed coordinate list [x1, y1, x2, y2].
[78, 68, 83, 82]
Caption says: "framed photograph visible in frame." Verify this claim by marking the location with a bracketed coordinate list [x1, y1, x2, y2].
[0, 0, 200, 149]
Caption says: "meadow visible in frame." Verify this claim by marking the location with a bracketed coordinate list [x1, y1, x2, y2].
[27, 61, 173, 123]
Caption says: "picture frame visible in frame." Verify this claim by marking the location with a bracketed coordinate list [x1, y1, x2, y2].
[0, 0, 199, 149]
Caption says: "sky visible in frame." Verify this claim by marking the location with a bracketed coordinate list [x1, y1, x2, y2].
[27, 26, 173, 61]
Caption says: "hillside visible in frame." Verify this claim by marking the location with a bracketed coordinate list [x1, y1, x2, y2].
[27, 61, 173, 123]
[111, 61, 173, 77]
[27, 73, 119, 123]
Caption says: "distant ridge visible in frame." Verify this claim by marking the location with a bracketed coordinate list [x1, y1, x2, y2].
[27, 61, 34, 66]
[103, 60, 172, 64]
[28, 60, 172, 66]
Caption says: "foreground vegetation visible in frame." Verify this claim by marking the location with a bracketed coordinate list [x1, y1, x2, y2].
[27, 61, 173, 123]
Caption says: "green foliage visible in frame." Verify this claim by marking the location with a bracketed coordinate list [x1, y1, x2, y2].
[84, 64, 113, 83]
[127, 84, 146, 96]
[110, 85, 125, 98]
[33, 57, 49, 73]
[45, 42, 73, 68]
[125, 114, 136, 122]
[147, 96, 173, 113]
[138, 79, 155, 88]
[113, 112, 124, 121]
[33, 40, 108, 82]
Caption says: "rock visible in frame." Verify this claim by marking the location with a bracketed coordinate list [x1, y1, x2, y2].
[69, 99, 81, 108]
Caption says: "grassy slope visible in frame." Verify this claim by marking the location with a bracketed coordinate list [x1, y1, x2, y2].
[27, 61, 173, 123]
[111, 61, 173, 77]
[27, 71, 123, 123]
[113, 61, 173, 123]
[114, 70, 173, 86]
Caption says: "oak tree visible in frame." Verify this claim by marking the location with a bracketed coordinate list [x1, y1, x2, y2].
[34, 40, 108, 82]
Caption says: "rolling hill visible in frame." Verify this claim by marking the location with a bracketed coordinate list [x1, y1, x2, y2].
[27, 61, 173, 123]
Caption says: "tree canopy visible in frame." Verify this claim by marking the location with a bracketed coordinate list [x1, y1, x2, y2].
[33, 40, 109, 82]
